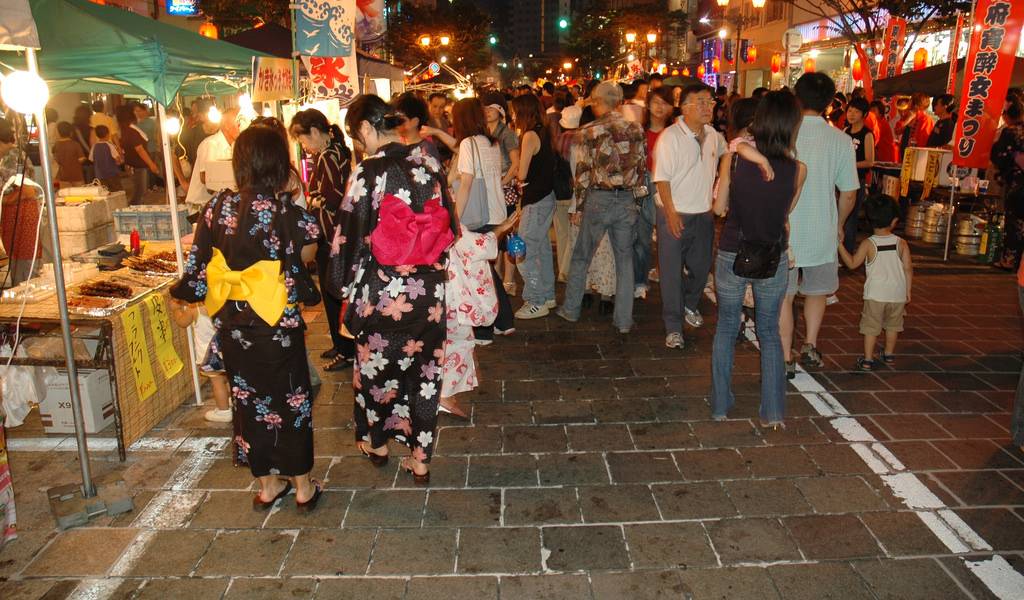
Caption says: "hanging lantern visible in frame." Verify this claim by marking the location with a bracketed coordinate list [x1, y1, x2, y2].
[682, 67, 691, 77]
[852, 58, 863, 81]
[770, 53, 781, 74]
[803, 57, 815, 72]
[199, 21, 218, 39]
[914, 47, 928, 71]
[671, 69, 679, 76]
[697, 64, 706, 78]
[711, 57, 720, 73]
[746, 45, 757, 64]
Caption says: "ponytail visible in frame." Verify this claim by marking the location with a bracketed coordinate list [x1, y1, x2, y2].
[345, 94, 408, 144]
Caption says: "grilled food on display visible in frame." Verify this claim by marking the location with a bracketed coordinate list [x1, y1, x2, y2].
[78, 281, 133, 299]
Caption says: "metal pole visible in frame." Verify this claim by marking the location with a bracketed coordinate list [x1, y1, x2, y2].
[734, 22, 742, 94]
[943, 181, 958, 261]
[26, 48, 95, 498]
[156, 103, 203, 406]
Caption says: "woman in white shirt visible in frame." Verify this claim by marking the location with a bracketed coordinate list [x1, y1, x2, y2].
[449, 98, 516, 342]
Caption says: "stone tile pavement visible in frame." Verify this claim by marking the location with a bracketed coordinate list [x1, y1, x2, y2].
[2, 251, 1023, 599]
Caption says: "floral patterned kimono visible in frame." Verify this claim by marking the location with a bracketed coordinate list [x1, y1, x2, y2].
[328, 142, 457, 464]
[442, 227, 499, 398]
[171, 191, 321, 477]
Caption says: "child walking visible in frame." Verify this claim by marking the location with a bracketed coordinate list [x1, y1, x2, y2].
[169, 302, 233, 423]
[838, 194, 913, 371]
[89, 125, 123, 191]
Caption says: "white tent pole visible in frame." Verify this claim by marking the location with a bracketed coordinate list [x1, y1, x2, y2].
[26, 48, 96, 497]
[156, 102, 203, 406]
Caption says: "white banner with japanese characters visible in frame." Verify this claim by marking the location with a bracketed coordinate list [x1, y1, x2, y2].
[252, 57, 294, 102]
[295, 0, 360, 104]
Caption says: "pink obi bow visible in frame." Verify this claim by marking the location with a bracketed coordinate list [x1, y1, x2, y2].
[370, 194, 454, 266]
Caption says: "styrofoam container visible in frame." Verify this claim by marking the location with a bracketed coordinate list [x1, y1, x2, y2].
[59, 223, 116, 257]
[39, 369, 115, 434]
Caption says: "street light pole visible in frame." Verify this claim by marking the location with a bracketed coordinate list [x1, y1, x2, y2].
[734, 20, 743, 94]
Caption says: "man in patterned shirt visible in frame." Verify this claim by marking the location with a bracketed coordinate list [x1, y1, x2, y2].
[557, 81, 648, 334]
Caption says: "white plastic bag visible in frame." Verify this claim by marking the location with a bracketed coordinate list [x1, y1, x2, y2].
[0, 364, 55, 427]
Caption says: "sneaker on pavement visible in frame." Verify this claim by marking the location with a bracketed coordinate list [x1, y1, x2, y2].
[826, 294, 839, 306]
[684, 308, 704, 328]
[634, 285, 648, 299]
[544, 299, 557, 309]
[204, 408, 233, 423]
[495, 327, 516, 336]
[515, 303, 550, 319]
[800, 344, 825, 368]
[665, 332, 684, 349]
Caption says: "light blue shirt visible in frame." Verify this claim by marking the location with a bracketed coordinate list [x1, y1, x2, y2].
[790, 116, 860, 267]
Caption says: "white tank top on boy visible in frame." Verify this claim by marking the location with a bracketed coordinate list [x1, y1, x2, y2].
[864, 234, 907, 303]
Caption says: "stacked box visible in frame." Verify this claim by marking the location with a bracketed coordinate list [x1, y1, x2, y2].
[113, 206, 190, 240]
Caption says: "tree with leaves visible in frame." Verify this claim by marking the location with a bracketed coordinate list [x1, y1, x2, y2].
[385, 0, 492, 74]
[198, 0, 290, 36]
[780, 0, 969, 97]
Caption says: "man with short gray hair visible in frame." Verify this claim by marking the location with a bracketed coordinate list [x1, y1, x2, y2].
[556, 81, 648, 334]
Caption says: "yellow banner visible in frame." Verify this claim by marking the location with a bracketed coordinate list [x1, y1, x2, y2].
[900, 148, 915, 198]
[120, 304, 157, 402]
[921, 150, 941, 200]
[143, 293, 183, 379]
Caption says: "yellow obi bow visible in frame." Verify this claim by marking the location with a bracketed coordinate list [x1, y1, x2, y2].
[205, 248, 289, 326]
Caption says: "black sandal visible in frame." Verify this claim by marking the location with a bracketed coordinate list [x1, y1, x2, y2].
[855, 357, 877, 372]
[252, 481, 291, 511]
[357, 442, 389, 467]
[400, 458, 430, 486]
[323, 353, 353, 372]
[295, 480, 323, 513]
[320, 347, 340, 360]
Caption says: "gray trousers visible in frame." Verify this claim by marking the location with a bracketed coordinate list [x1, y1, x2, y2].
[657, 210, 714, 335]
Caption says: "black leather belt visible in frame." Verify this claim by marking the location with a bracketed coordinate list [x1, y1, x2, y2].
[595, 186, 630, 191]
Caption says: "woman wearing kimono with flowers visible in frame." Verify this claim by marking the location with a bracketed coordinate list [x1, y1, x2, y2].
[171, 127, 324, 511]
[327, 95, 458, 485]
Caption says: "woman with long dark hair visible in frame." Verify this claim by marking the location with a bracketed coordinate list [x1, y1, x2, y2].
[171, 127, 324, 511]
[510, 93, 557, 319]
[635, 86, 677, 299]
[711, 90, 807, 428]
[289, 108, 354, 371]
[327, 95, 457, 485]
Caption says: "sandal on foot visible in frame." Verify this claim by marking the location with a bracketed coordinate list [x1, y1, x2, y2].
[400, 457, 430, 486]
[295, 480, 323, 513]
[855, 357, 877, 372]
[880, 353, 896, 365]
[438, 398, 469, 420]
[320, 347, 340, 360]
[324, 354, 353, 372]
[252, 481, 291, 511]
[357, 442, 389, 467]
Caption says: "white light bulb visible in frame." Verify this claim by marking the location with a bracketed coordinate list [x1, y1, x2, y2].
[208, 105, 222, 124]
[238, 93, 257, 119]
[875, 54, 884, 63]
[262, 107, 274, 118]
[809, 49, 820, 58]
[1, 70, 49, 115]
[164, 116, 182, 136]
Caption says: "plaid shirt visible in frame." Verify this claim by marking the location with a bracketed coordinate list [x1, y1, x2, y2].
[571, 111, 647, 210]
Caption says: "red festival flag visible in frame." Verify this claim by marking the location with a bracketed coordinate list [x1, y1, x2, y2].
[878, 17, 908, 118]
[953, 0, 1024, 168]
[946, 12, 966, 94]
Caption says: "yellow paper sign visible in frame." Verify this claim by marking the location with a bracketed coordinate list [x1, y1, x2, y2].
[120, 304, 157, 401]
[143, 293, 183, 379]
[921, 150, 941, 200]
[899, 148, 915, 198]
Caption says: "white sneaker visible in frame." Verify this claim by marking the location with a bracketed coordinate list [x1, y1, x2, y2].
[515, 303, 550, 319]
[684, 308, 704, 328]
[634, 285, 648, 299]
[544, 299, 557, 309]
[826, 295, 839, 306]
[204, 408, 232, 423]
[495, 327, 516, 336]
[475, 338, 493, 346]
[665, 332, 684, 349]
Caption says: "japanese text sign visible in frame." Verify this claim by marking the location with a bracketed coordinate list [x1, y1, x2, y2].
[953, 0, 1023, 168]
[143, 294, 183, 380]
[120, 304, 156, 402]
[252, 57, 294, 102]
[946, 12, 966, 95]
[878, 17, 907, 81]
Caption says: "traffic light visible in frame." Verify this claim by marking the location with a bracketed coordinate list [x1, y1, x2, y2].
[489, 35, 497, 45]
[558, 17, 568, 29]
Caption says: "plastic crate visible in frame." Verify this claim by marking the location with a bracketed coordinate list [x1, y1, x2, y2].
[113, 206, 190, 240]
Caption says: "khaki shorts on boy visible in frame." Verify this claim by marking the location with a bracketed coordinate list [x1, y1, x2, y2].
[859, 299, 905, 336]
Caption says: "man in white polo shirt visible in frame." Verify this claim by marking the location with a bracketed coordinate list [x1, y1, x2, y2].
[654, 83, 727, 349]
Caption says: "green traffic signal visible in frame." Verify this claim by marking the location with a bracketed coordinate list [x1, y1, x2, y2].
[558, 18, 568, 29]
[489, 35, 497, 45]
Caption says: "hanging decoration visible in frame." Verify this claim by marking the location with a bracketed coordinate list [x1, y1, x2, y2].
[295, 0, 360, 104]
[746, 45, 757, 64]
[803, 57, 815, 73]
[682, 67, 690, 77]
[770, 53, 781, 74]
[198, 21, 218, 39]
[711, 57, 720, 73]
[913, 47, 928, 71]
[852, 58, 863, 81]
[697, 64, 706, 78]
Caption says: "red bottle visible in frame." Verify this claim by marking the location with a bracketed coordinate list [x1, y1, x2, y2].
[130, 228, 140, 255]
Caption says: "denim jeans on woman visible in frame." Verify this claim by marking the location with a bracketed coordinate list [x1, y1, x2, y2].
[633, 174, 656, 289]
[517, 192, 556, 307]
[711, 251, 788, 422]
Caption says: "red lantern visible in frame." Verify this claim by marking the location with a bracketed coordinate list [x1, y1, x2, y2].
[770, 53, 781, 74]
[697, 64, 706, 78]
[852, 58, 863, 81]
[682, 67, 691, 77]
[913, 47, 928, 71]
[803, 57, 815, 73]
[711, 57, 720, 73]
[671, 69, 679, 76]
[746, 46, 757, 64]
[199, 21, 218, 39]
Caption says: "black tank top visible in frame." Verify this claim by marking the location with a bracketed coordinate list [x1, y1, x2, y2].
[845, 125, 870, 180]
[719, 155, 798, 253]
[522, 125, 555, 206]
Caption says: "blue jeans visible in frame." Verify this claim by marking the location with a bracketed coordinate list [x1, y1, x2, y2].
[633, 181, 656, 288]
[517, 192, 556, 306]
[1014, 286, 1024, 446]
[711, 250, 788, 422]
[561, 189, 638, 331]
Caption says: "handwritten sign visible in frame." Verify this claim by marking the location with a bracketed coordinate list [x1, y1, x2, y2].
[120, 304, 156, 402]
[143, 294, 183, 380]
[252, 57, 294, 102]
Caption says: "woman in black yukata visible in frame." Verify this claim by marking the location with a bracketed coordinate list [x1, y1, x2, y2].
[327, 95, 457, 486]
[171, 127, 325, 511]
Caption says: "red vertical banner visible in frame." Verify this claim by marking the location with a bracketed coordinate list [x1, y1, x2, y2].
[946, 12, 966, 94]
[878, 17, 908, 119]
[953, 0, 1024, 168]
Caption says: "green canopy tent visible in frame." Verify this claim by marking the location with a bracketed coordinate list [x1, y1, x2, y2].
[7, 0, 264, 105]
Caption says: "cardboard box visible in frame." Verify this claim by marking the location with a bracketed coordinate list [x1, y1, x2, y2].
[40, 369, 115, 434]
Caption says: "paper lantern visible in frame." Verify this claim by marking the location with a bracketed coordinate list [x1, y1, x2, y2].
[199, 21, 218, 39]
[671, 69, 679, 76]
[711, 57, 720, 73]
[852, 58, 863, 81]
[697, 64, 706, 78]
[746, 45, 757, 64]
[803, 57, 815, 73]
[682, 67, 690, 77]
[914, 47, 927, 71]
[770, 53, 781, 74]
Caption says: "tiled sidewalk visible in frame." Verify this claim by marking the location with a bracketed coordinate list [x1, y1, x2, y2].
[1, 256, 1022, 599]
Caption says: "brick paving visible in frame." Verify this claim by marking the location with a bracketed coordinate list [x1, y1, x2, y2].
[2, 248, 1024, 599]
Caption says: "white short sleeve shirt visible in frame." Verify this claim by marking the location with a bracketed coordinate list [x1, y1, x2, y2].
[457, 135, 505, 225]
[653, 118, 727, 214]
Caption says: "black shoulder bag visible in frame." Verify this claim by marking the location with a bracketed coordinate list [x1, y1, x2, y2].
[731, 156, 785, 279]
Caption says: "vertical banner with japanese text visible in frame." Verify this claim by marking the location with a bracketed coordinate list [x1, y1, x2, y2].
[946, 12, 966, 94]
[953, 0, 1024, 168]
[294, 0, 359, 105]
[878, 17, 907, 119]
[143, 294, 183, 380]
[120, 304, 156, 402]
[252, 57, 295, 102]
